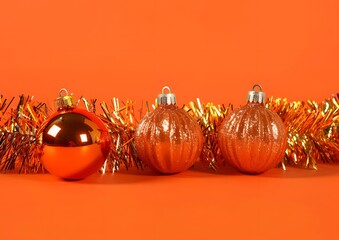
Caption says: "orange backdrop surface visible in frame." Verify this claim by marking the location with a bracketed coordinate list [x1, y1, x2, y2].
[1, 1, 339, 240]
[1, 0, 339, 106]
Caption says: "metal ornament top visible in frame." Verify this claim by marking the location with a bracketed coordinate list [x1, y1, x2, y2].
[247, 84, 266, 104]
[157, 86, 177, 105]
[55, 88, 74, 109]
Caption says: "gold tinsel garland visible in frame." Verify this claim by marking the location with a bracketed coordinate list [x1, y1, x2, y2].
[0, 93, 338, 173]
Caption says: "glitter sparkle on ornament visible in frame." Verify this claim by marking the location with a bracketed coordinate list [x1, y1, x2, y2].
[217, 84, 287, 174]
[134, 86, 204, 174]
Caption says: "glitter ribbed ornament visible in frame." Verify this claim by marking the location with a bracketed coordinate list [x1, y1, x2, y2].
[135, 86, 204, 174]
[217, 84, 287, 174]
[40, 89, 110, 180]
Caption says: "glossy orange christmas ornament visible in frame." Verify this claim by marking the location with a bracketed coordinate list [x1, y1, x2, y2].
[135, 86, 203, 174]
[40, 89, 110, 180]
[218, 84, 287, 174]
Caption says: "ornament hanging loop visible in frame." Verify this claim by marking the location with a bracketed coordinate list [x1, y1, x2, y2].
[247, 84, 266, 104]
[162, 86, 171, 94]
[58, 88, 69, 97]
[157, 86, 176, 105]
[55, 88, 74, 110]
[252, 84, 263, 92]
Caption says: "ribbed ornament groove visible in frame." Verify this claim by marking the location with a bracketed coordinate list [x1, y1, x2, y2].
[218, 103, 287, 174]
[135, 105, 203, 174]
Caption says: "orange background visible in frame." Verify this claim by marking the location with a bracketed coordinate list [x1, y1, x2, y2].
[1, 1, 339, 106]
[1, 1, 339, 239]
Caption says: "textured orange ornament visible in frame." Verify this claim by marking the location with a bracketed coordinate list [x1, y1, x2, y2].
[135, 86, 204, 174]
[218, 85, 287, 174]
[40, 89, 110, 180]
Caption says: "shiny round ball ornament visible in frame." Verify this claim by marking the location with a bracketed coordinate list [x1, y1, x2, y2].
[135, 86, 204, 174]
[217, 84, 287, 174]
[40, 89, 110, 180]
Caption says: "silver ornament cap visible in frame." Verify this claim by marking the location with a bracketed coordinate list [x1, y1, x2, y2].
[157, 86, 176, 105]
[55, 88, 74, 109]
[247, 84, 266, 104]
